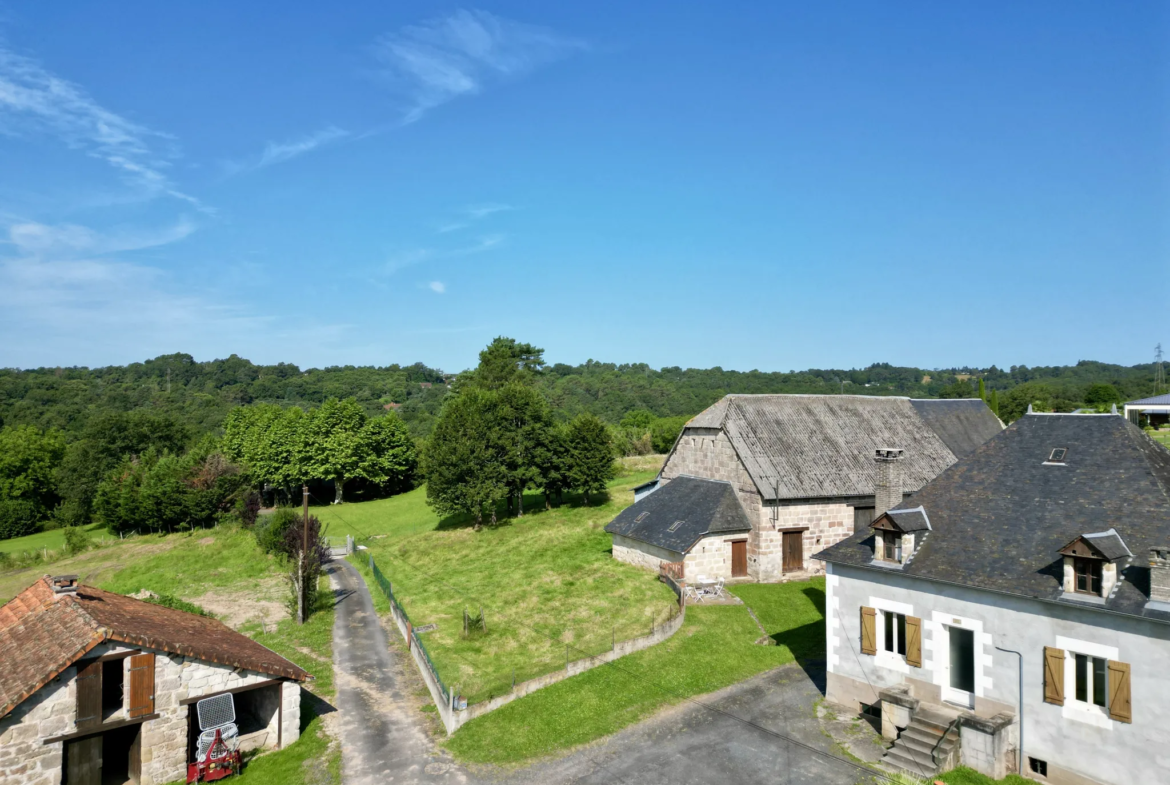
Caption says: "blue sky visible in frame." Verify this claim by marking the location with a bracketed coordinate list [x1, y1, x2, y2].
[0, 2, 1165, 373]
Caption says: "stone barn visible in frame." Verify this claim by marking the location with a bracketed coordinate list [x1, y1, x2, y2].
[606, 395, 1002, 583]
[0, 575, 310, 785]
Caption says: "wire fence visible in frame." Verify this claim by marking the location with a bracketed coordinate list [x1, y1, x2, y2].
[366, 554, 451, 706]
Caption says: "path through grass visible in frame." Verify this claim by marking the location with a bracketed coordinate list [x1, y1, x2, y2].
[444, 577, 825, 764]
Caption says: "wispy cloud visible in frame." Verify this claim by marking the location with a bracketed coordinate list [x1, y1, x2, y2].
[0, 219, 350, 368]
[0, 47, 203, 208]
[436, 202, 513, 233]
[384, 247, 434, 274]
[258, 126, 349, 168]
[453, 234, 505, 255]
[428, 280, 446, 293]
[374, 9, 585, 123]
[8, 218, 196, 258]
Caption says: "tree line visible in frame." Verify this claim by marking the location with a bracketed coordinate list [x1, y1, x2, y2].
[0, 400, 418, 540]
[3, 351, 1164, 446]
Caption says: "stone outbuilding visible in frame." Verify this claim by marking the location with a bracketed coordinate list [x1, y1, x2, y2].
[0, 575, 310, 785]
[608, 394, 1003, 583]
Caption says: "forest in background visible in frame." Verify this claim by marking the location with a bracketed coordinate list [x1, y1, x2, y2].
[1, 351, 1164, 442]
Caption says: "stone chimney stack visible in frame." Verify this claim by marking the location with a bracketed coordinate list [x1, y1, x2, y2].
[1149, 549, 1170, 604]
[48, 574, 79, 598]
[874, 448, 905, 517]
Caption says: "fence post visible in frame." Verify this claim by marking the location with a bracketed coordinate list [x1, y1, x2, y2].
[512, 669, 515, 692]
[612, 626, 615, 651]
[368, 553, 373, 569]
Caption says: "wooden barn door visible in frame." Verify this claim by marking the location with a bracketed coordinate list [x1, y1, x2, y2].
[65, 735, 102, 785]
[783, 532, 804, 572]
[730, 540, 748, 578]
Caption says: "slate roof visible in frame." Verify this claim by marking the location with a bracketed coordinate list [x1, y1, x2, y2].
[605, 475, 751, 554]
[1126, 393, 1170, 406]
[884, 507, 932, 533]
[0, 577, 309, 718]
[1072, 529, 1133, 562]
[817, 414, 1170, 621]
[677, 395, 1003, 501]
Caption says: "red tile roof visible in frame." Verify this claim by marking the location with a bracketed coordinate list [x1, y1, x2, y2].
[0, 577, 309, 718]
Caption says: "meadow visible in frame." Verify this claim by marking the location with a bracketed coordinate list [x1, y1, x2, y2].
[327, 466, 679, 706]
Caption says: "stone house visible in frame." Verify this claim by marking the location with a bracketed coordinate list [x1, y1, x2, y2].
[607, 394, 1002, 583]
[817, 412, 1170, 784]
[0, 575, 310, 785]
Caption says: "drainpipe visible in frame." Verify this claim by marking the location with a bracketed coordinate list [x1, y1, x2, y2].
[995, 645, 1024, 777]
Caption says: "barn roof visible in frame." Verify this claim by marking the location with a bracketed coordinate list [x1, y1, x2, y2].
[818, 414, 1170, 621]
[605, 475, 751, 554]
[679, 395, 1003, 501]
[0, 577, 309, 718]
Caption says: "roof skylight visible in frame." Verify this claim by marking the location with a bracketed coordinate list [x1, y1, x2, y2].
[1048, 448, 1067, 463]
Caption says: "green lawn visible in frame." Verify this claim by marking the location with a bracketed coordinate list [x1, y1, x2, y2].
[346, 471, 678, 705]
[937, 767, 1031, 785]
[0, 521, 107, 554]
[444, 577, 825, 764]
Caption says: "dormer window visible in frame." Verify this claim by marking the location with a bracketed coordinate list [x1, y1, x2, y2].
[1059, 529, 1132, 599]
[1073, 557, 1102, 595]
[881, 531, 902, 562]
[869, 506, 931, 566]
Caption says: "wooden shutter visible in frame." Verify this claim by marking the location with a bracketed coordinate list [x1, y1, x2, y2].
[1043, 646, 1065, 705]
[74, 659, 102, 729]
[905, 616, 922, 667]
[860, 607, 877, 655]
[128, 652, 156, 718]
[1107, 660, 1132, 723]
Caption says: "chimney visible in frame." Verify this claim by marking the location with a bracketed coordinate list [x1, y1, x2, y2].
[48, 574, 79, 597]
[1149, 549, 1170, 605]
[874, 448, 905, 517]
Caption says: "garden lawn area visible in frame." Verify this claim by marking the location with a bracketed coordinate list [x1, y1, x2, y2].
[349, 469, 678, 705]
[443, 577, 825, 764]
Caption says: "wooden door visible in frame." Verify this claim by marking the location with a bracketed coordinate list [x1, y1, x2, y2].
[65, 735, 102, 785]
[783, 531, 803, 572]
[730, 540, 748, 578]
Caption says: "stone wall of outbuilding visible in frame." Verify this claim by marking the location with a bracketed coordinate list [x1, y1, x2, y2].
[0, 642, 300, 785]
[661, 427, 855, 581]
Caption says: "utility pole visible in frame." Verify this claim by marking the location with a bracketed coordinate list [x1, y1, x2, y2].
[299, 484, 309, 625]
[1155, 343, 1165, 397]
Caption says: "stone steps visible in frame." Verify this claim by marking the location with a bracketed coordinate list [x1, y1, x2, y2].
[881, 710, 960, 780]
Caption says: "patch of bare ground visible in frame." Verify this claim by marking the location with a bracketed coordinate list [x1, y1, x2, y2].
[190, 575, 289, 631]
[0, 540, 175, 603]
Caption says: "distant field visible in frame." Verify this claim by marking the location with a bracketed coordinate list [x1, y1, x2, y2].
[1150, 430, 1170, 449]
[0, 522, 107, 555]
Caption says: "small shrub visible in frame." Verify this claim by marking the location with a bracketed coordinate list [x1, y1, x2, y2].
[237, 490, 262, 528]
[0, 551, 11, 570]
[63, 526, 91, 555]
[255, 508, 299, 555]
[0, 499, 41, 540]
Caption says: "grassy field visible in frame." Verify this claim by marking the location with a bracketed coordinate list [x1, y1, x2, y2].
[444, 577, 826, 764]
[1150, 429, 1170, 449]
[342, 470, 679, 705]
[0, 521, 108, 555]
